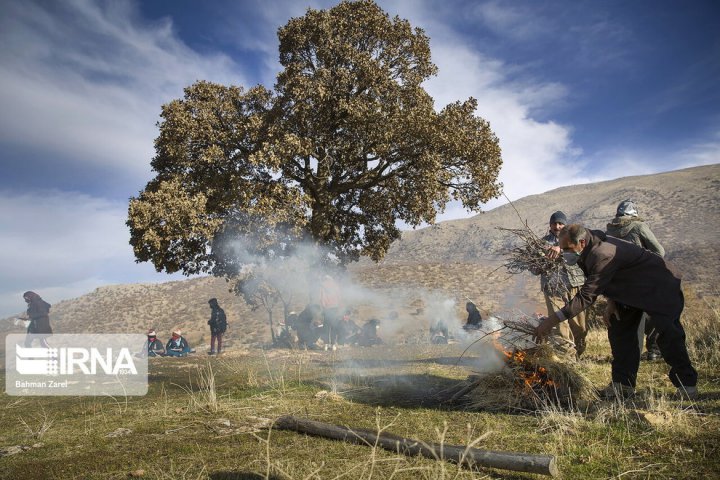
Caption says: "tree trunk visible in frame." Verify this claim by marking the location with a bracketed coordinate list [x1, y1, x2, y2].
[273, 415, 559, 477]
[268, 309, 276, 343]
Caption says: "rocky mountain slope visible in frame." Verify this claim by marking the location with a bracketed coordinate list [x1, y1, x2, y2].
[380, 164, 720, 288]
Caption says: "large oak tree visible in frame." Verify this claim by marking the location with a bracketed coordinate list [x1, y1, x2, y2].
[128, 0, 502, 279]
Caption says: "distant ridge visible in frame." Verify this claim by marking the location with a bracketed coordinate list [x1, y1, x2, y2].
[2, 164, 718, 346]
[381, 164, 720, 283]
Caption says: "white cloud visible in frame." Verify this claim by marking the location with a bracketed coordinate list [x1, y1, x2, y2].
[471, 0, 547, 41]
[0, 277, 106, 323]
[0, 0, 248, 182]
[1, 0, 715, 315]
[679, 135, 720, 168]
[219, 0, 585, 214]
[582, 136, 720, 184]
[0, 190, 187, 317]
[399, 9, 583, 215]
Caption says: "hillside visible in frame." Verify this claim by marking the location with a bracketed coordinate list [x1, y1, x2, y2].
[2, 164, 718, 348]
[380, 164, 720, 287]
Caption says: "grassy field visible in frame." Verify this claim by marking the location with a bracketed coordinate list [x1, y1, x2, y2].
[1, 293, 719, 480]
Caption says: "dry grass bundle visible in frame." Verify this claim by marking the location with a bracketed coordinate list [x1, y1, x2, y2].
[452, 338, 597, 412]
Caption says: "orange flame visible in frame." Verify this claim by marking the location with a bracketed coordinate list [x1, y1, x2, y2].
[501, 347, 556, 389]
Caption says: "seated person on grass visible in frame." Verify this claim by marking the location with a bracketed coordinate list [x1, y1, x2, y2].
[143, 329, 165, 357]
[166, 329, 193, 357]
[356, 319, 383, 346]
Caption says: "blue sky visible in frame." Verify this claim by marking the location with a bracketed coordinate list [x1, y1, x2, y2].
[1, 0, 718, 316]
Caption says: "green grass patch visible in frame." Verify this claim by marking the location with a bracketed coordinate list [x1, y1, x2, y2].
[1, 308, 720, 479]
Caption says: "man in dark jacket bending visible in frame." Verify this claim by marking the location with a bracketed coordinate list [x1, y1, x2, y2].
[535, 224, 698, 400]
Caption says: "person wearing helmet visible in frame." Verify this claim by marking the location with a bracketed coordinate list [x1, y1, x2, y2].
[606, 200, 665, 361]
[532, 211, 589, 358]
[607, 200, 665, 256]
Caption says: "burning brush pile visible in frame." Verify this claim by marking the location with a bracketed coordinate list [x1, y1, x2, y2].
[440, 216, 598, 411]
[448, 318, 598, 411]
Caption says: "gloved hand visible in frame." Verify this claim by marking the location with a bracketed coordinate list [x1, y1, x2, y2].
[534, 313, 560, 342]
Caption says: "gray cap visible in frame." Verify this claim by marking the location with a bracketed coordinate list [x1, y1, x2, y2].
[549, 211, 567, 224]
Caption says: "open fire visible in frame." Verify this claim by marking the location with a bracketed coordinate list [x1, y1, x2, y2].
[501, 347, 558, 397]
[457, 320, 597, 411]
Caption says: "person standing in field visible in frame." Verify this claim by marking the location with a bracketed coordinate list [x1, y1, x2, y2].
[531, 211, 589, 358]
[207, 298, 227, 356]
[606, 199, 665, 361]
[535, 224, 698, 401]
[21, 291, 52, 348]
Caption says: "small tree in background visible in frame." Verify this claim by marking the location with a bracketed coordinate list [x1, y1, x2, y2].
[232, 247, 319, 344]
[237, 273, 282, 344]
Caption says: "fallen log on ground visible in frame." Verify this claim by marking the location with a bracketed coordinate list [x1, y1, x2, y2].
[273, 415, 559, 477]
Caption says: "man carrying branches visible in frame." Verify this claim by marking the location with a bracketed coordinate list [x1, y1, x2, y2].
[535, 224, 698, 401]
[533, 211, 588, 358]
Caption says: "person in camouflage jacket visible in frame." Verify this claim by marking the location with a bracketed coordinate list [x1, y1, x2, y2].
[606, 200, 665, 360]
[537, 211, 589, 358]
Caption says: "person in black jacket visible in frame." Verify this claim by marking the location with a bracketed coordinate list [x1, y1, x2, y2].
[535, 224, 698, 400]
[463, 302, 482, 331]
[207, 298, 227, 355]
[21, 291, 52, 348]
[356, 319, 383, 346]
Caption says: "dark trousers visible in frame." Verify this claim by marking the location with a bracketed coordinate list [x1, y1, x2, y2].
[24, 334, 50, 348]
[322, 308, 340, 344]
[608, 305, 643, 387]
[609, 292, 697, 388]
[211, 333, 223, 353]
[644, 315, 660, 353]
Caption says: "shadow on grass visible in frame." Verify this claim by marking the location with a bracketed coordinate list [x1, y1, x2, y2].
[317, 356, 486, 369]
[210, 473, 284, 480]
[317, 373, 466, 409]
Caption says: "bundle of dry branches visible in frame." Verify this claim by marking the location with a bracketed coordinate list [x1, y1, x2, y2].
[500, 318, 574, 353]
[496, 225, 569, 298]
